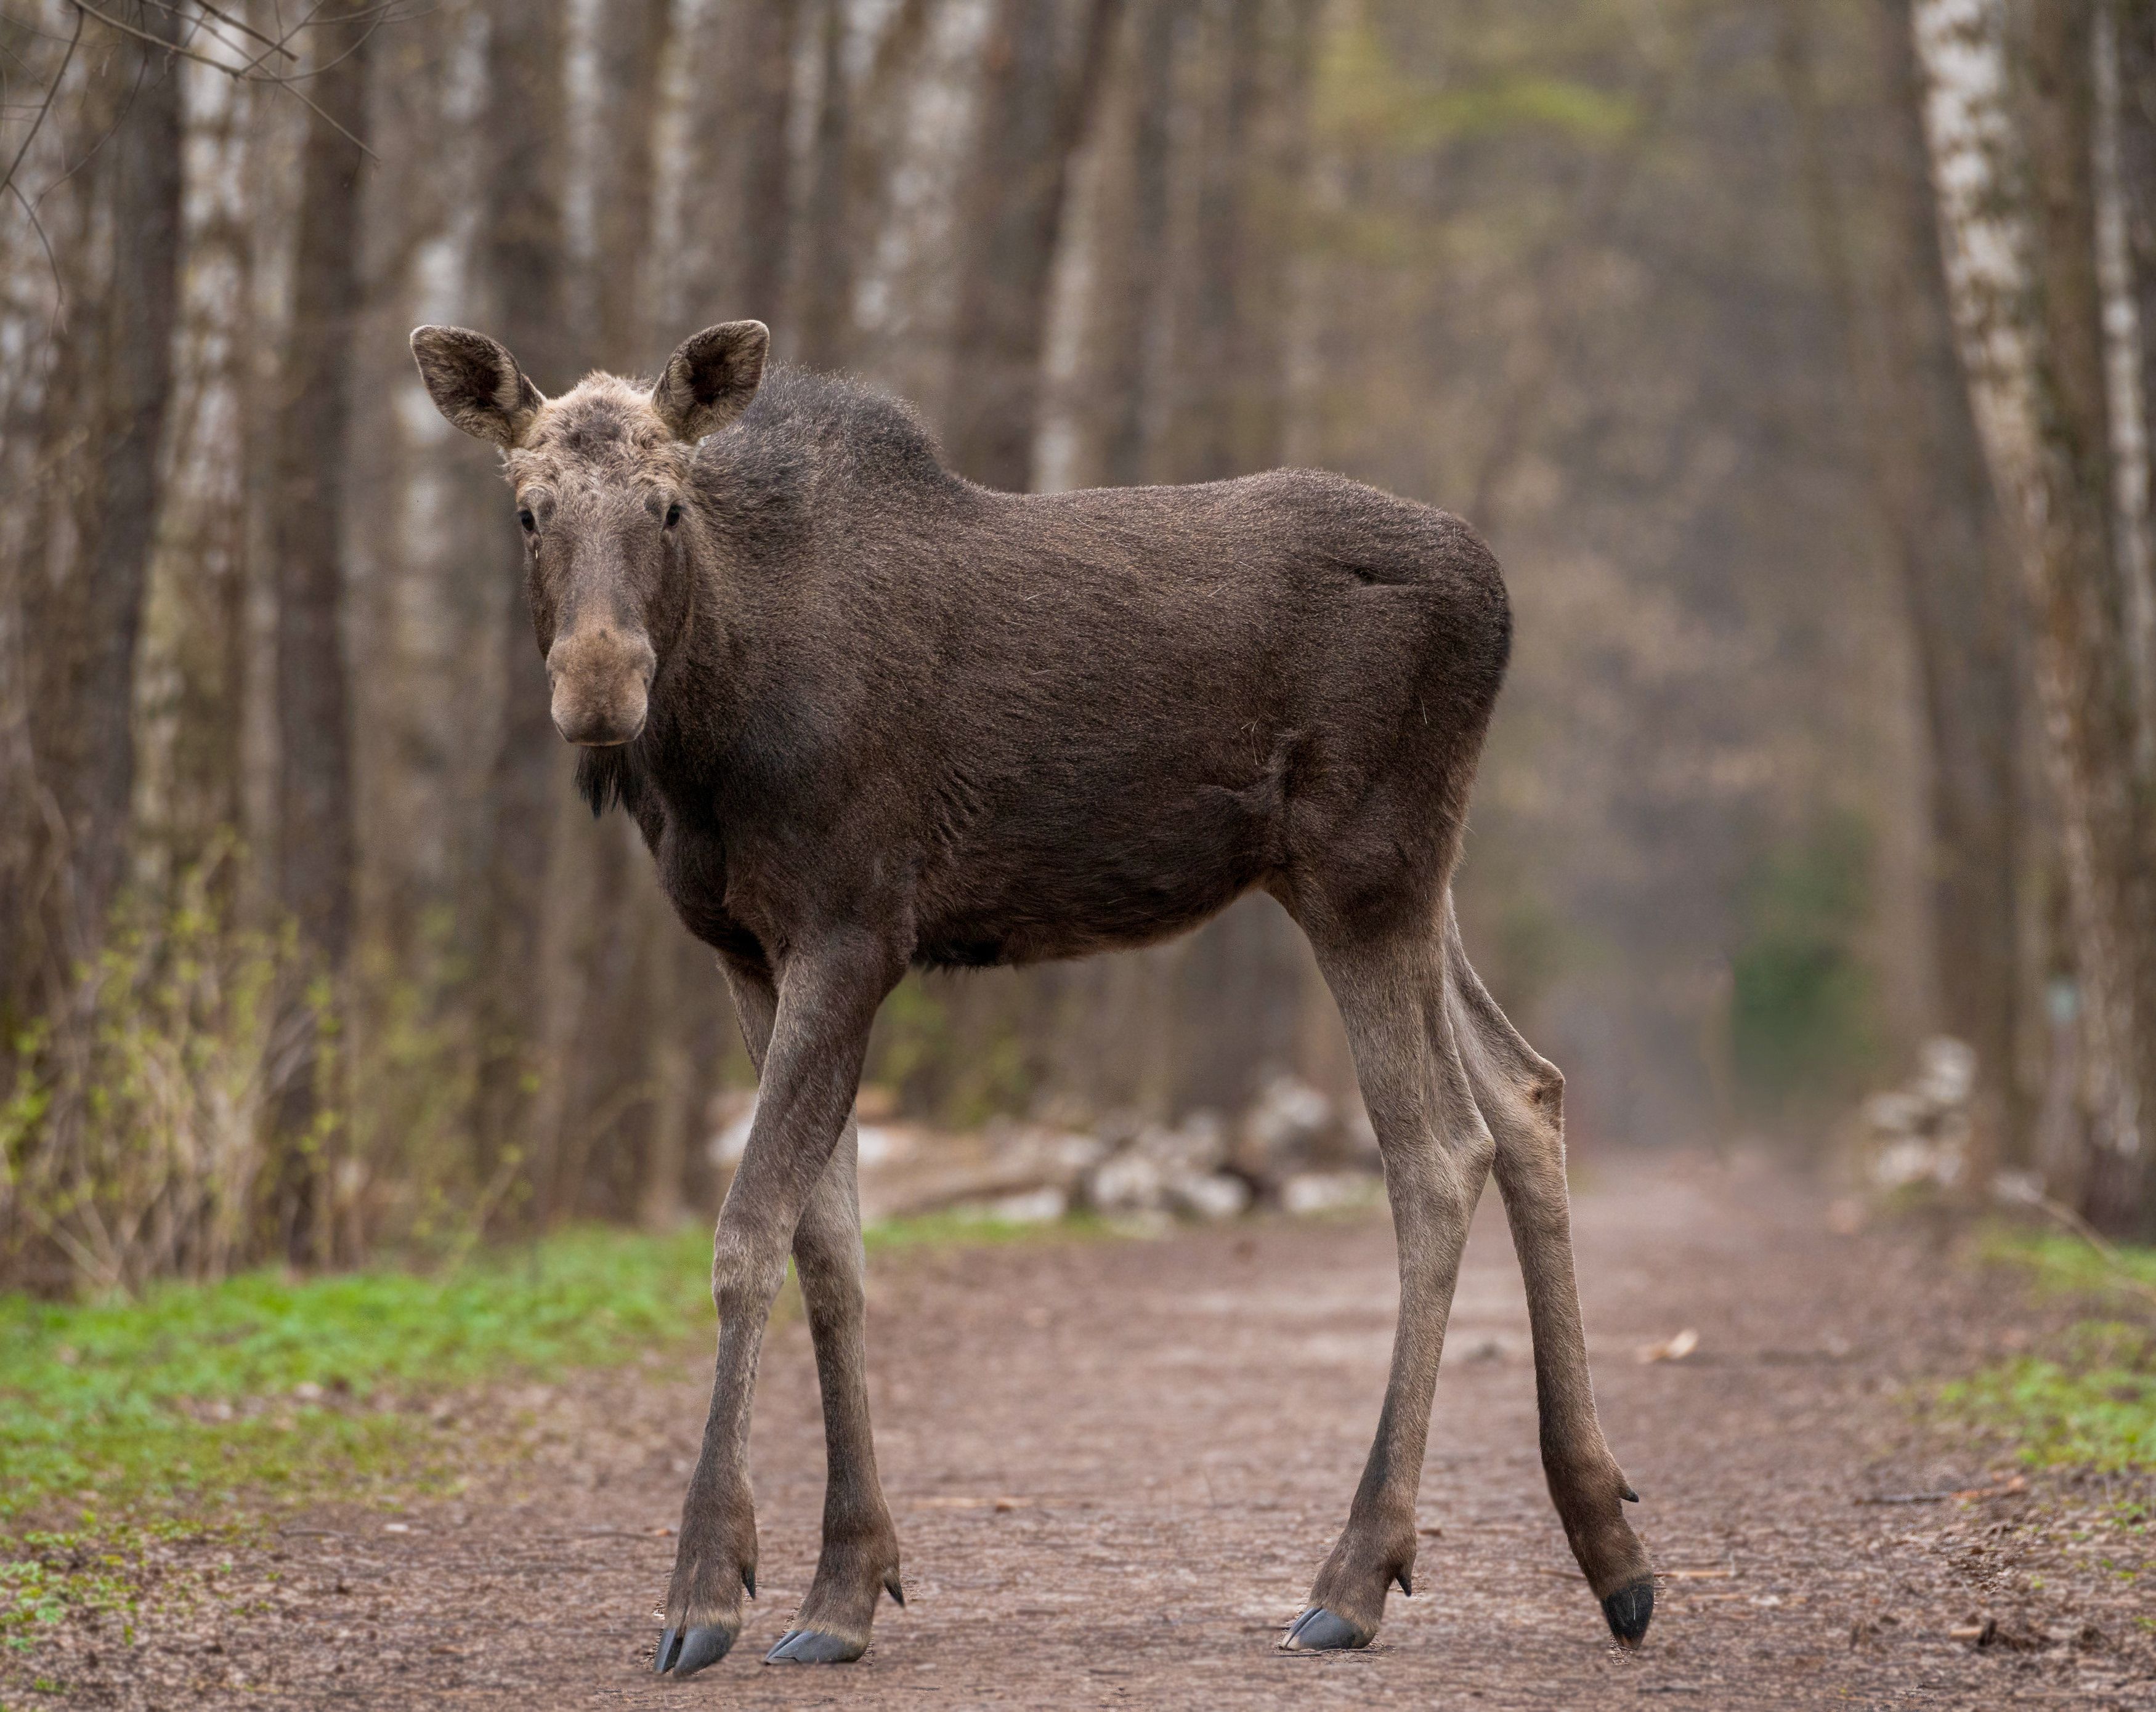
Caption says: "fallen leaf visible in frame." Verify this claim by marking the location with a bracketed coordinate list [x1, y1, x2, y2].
[1635, 1328, 1700, 1364]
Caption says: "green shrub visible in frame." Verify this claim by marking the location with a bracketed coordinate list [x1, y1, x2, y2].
[1728, 813, 1882, 1120]
[1, 850, 319, 1294]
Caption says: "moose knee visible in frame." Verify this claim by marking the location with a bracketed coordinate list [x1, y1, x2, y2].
[1415, 1129, 1493, 1226]
[711, 1229, 789, 1320]
[793, 1238, 867, 1325]
[1523, 1063, 1565, 1125]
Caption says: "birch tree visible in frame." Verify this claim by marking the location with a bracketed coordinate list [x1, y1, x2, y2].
[1914, 0, 2156, 1229]
[1779, 0, 2024, 1150]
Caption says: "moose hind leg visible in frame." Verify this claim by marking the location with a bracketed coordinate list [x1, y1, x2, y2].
[1284, 924, 1494, 1651]
[1446, 911, 1655, 1644]
[765, 1123, 905, 1664]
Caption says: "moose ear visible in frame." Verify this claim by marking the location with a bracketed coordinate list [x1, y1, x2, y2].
[652, 321, 768, 443]
[410, 325, 545, 448]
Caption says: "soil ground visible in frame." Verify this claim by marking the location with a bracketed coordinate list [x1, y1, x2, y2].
[30, 1155, 2156, 1709]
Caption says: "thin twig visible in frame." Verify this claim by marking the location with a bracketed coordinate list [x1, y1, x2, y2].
[65, 2, 379, 159]
[166, 0, 300, 61]
[257, 4, 394, 89]
[255, 60, 375, 158]
[0, 6, 83, 208]
[2020, 1189, 2156, 1307]
[137, 0, 276, 67]
[7, 177, 65, 329]
[230, 0, 333, 79]
[68, 1, 243, 75]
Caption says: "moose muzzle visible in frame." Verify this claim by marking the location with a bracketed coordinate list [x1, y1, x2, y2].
[548, 626, 657, 746]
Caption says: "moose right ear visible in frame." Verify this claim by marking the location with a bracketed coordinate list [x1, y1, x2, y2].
[409, 325, 545, 448]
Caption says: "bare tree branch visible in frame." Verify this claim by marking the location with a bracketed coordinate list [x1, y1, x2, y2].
[0, 4, 82, 208]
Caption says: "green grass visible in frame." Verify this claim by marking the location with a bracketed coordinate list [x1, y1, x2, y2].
[1934, 1227, 2156, 1476]
[0, 1209, 1080, 1654]
[1937, 1321, 2156, 1473]
[0, 1223, 723, 1530]
[1976, 1226, 2156, 1302]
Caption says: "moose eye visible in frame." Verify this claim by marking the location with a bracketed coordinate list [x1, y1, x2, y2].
[517, 507, 537, 535]
[663, 502, 683, 530]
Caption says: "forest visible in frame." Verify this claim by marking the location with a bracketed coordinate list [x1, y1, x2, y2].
[2, 0, 2155, 1298]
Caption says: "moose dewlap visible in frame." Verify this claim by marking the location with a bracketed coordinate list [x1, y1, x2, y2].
[409, 318, 1653, 1677]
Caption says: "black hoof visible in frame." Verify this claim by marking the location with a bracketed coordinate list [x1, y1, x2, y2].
[1281, 1607, 1369, 1651]
[1601, 1580, 1654, 1646]
[656, 1621, 736, 1677]
[765, 1628, 865, 1664]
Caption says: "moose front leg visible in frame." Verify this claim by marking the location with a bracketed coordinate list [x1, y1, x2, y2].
[656, 934, 898, 1679]
[716, 959, 904, 1666]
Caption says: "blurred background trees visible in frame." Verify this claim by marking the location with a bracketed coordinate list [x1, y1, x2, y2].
[2, 0, 2152, 1290]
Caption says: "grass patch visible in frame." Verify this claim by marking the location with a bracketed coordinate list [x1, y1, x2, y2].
[0, 1208, 1088, 1653]
[1934, 1227, 2156, 1476]
[1936, 1321, 2156, 1473]
[0, 1223, 723, 1532]
[1976, 1226, 2156, 1303]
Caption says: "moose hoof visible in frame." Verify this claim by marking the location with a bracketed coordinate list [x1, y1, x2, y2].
[1600, 1580, 1655, 1646]
[655, 1620, 736, 1677]
[765, 1628, 866, 1664]
[1281, 1607, 1371, 1651]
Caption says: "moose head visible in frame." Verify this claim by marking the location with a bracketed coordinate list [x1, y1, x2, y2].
[408, 320, 768, 746]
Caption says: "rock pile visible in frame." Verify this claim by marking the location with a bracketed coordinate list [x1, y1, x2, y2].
[1858, 1035, 1976, 1194]
[975, 1076, 1384, 1225]
[707, 1075, 1387, 1227]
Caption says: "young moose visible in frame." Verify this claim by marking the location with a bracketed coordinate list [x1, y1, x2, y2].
[410, 320, 1655, 1676]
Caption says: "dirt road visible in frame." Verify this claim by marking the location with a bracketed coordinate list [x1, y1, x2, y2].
[46, 1157, 2156, 1708]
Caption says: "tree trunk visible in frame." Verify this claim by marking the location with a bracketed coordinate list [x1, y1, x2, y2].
[272, 8, 373, 1259]
[274, 11, 371, 975]
[795, 0, 856, 368]
[2109, 0, 2156, 769]
[132, 61, 254, 896]
[947, 0, 1127, 490]
[1914, 0, 2156, 1230]
[1080, 0, 1180, 487]
[1780, 0, 2025, 1152]
[471, 0, 573, 1189]
[676, 0, 803, 331]
[29, 5, 184, 963]
[589, 0, 673, 370]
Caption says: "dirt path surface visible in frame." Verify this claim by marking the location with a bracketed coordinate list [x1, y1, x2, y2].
[45, 1158, 2156, 1708]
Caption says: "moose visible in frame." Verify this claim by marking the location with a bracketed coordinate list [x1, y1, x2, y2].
[410, 319, 1655, 1677]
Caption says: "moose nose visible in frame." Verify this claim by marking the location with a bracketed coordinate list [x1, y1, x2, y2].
[547, 628, 656, 746]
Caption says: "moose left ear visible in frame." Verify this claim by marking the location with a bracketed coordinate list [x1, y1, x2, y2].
[652, 321, 769, 443]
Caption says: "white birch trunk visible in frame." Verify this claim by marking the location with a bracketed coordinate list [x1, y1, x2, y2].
[2093, 3, 2156, 775]
[1913, 0, 2146, 1179]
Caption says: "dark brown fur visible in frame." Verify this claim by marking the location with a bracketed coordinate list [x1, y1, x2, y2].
[410, 321, 1653, 1678]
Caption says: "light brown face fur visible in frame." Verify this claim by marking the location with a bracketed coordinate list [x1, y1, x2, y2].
[410, 320, 769, 747]
[506, 379, 693, 746]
